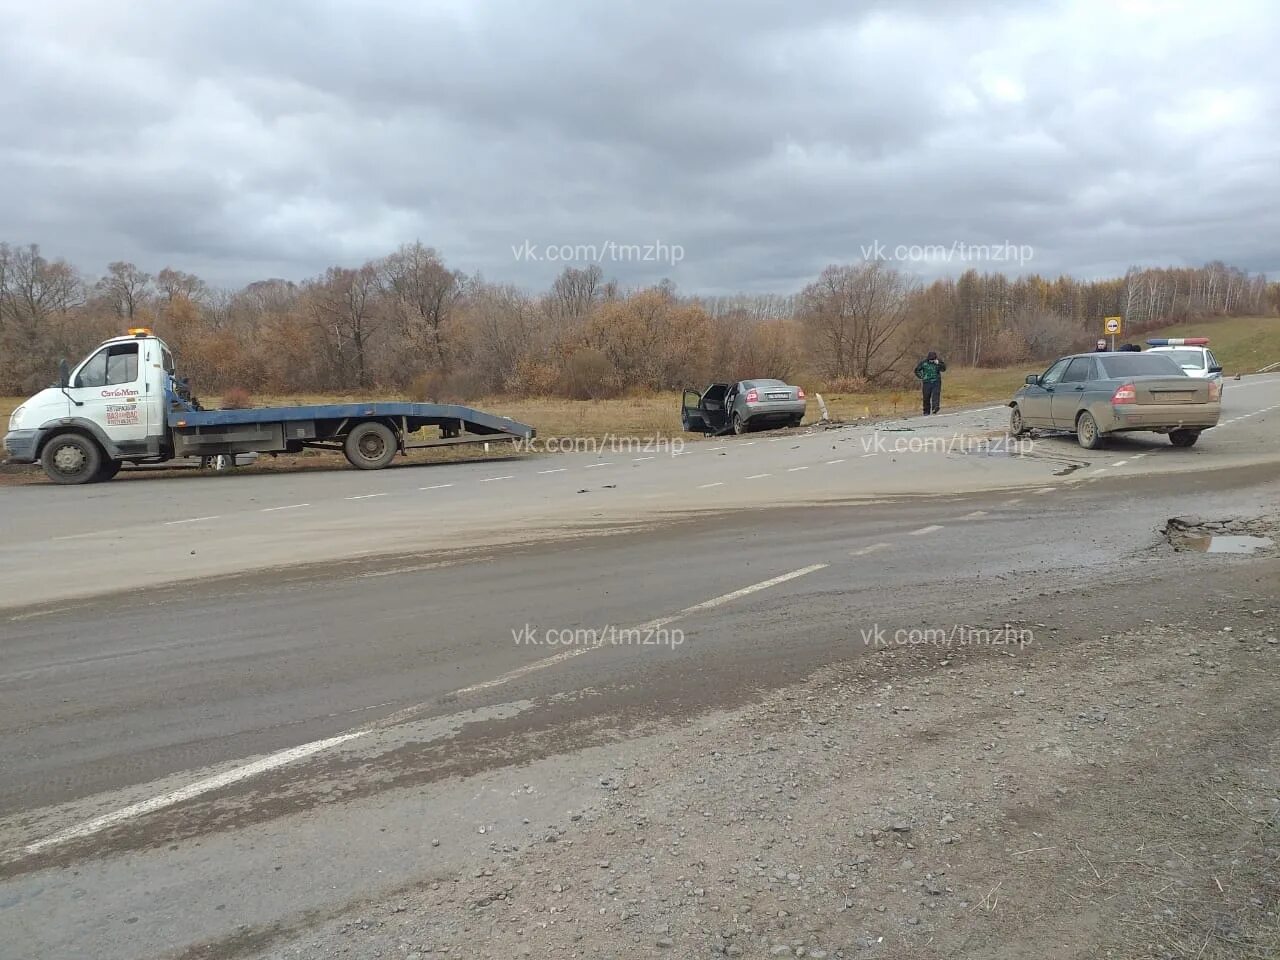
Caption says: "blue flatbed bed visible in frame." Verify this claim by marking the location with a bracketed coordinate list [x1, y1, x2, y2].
[169, 402, 535, 438]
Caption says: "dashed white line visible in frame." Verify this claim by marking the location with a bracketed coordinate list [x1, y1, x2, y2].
[260, 503, 310, 512]
[825, 459, 846, 465]
[908, 524, 944, 535]
[850, 542, 891, 556]
[707, 445, 726, 452]
[421, 483, 454, 490]
[860, 452, 878, 458]
[958, 510, 989, 519]
[786, 466, 809, 472]
[164, 515, 221, 525]
[583, 462, 613, 469]
[698, 481, 725, 489]
[745, 473, 771, 480]
[1005, 498, 1023, 505]
[1111, 460, 1128, 467]
[20, 731, 365, 856]
[1035, 487, 1057, 494]
[632, 456, 655, 462]
[537, 468, 567, 475]
[479, 475, 513, 483]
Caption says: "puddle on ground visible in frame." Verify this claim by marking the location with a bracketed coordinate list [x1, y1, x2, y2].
[1178, 534, 1274, 554]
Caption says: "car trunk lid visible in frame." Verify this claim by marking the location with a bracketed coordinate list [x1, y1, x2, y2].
[1133, 377, 1209, 404]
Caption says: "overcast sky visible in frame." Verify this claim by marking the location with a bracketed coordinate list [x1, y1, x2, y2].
[2, 0, 1277, 293]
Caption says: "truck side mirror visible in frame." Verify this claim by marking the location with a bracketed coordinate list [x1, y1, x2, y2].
[58, 358, 70, 389]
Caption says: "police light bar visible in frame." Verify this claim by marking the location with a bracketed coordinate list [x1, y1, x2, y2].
[1146, 337, 1208, 346]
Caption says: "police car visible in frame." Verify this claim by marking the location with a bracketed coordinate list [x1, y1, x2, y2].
[1144, 338, 1224, 391]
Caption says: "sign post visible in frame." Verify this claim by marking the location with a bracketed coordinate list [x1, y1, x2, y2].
[1103, 316, 1123, 350]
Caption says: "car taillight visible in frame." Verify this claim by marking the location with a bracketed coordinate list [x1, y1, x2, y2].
[796, 387, 806, 399]
[746, 389, 758, 403]
[1111, 383, 1136, 404]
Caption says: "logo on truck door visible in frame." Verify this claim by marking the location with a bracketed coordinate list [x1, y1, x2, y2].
[100, 387, 140, 398]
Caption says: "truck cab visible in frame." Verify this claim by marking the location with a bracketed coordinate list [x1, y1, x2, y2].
[5, 328, 176, 483]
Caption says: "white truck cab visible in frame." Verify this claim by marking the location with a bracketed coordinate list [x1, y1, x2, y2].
[5, 328, 176, 482]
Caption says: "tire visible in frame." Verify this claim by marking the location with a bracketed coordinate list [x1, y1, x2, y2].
[94, 459, 121, 482]
[1075, 411, 1103, 450]
[344, 421, 398, 469]
[40, 433, 103, 485]
[787, 416, 803, 428]
[1009, 405, 1026, 437]
[211, 453, 237, 472]
[732, 412, 749, 436]
[1169, 429, 1200, 448]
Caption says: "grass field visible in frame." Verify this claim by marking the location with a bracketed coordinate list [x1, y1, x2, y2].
[3, 315, 1276, 448]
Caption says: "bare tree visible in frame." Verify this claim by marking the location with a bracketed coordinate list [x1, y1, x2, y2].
[378, 242, 464, 372]
[308, 265, 382, 388]
[98, 261, 152, 319]
[156, 267, 207, 304]
[799, 262, 916, 381]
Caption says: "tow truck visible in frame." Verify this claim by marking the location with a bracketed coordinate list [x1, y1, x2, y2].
[3, 328, 535, 484]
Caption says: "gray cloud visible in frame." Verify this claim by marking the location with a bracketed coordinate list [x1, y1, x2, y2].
[1, 0, 1276, 292]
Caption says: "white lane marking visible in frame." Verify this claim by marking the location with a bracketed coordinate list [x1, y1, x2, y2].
[421, 483, 454, 490]
[1035, 487, 1057, 494]
[52, 531, 113, 541]
[260, 503, 310, 512]
[707, 445, 726, 451]
[769, 437, 783, 443]
[164, 515, 221, 525]
[1089, 468, 1107, 475]
[632, 456, 655, 462]
[345, 493, 387, 501]
[479, 475, 513, 483]
[908, 525, 944, 536]
[787, 466, 808, 472]
[20, 563, 830, 857]
[825, 459, 846, 465]
[537, 468, 567, 475]
[860, 452, 878, 458]
[745, 473, 771, 480]
[21, 731, 365, 856]
[698, 481, 724, 489]
[958, 510, 988, 519]
[740, 441, 757, 446]
[583, 462, 613, 469]
[850, 542, 891, 556]
[1131, 454, 1148, 460]
[454, 564, 829, 695]
[1112, 460, 1128, 467]
[1005, 498, 1023, 505]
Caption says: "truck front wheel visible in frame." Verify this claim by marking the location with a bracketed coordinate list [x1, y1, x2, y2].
[41, 433, 104, 485]
[344, 421, 398, 470]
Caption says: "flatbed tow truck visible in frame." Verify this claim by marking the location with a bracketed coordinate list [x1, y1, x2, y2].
[3, 328, 535, 484]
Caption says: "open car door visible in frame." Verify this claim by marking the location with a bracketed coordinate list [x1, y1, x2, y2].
[680, 388, 707, 433]
[680, 383, 730, 434]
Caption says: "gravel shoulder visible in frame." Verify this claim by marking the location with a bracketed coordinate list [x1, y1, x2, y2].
[226, 555, 1279, 960]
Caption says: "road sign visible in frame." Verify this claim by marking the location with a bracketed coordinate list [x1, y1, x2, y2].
[1104, 316, 1123, 336]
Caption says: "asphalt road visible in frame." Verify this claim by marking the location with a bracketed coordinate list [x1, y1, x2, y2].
[1, 376, 1279, 960]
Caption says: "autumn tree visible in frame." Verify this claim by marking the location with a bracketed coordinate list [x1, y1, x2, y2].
[378, 242, 464, 377]
[799, 262, 916, 382]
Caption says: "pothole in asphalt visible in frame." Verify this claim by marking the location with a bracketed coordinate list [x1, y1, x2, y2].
[1163, 516, 1276, 554]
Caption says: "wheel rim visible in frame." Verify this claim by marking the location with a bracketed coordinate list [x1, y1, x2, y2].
[52, 442, 86, 475]
[358, 432, 386, 460]
[1011, 410, 1022, 434]
[1080, 417, 1095, 443]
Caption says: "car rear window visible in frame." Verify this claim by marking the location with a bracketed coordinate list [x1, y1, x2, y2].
[1098, 354, 1184, 378]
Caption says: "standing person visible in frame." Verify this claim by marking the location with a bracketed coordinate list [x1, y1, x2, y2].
[914, 350, 947, 415]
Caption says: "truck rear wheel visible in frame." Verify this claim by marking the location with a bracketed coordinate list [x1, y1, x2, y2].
[41, 433, 103, 485]
[344, 421, 398, 470]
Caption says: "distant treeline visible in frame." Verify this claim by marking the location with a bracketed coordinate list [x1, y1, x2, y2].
[0, 241, 1273, 400]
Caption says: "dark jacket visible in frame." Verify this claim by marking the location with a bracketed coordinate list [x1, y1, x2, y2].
[914, 358, 946, 382]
